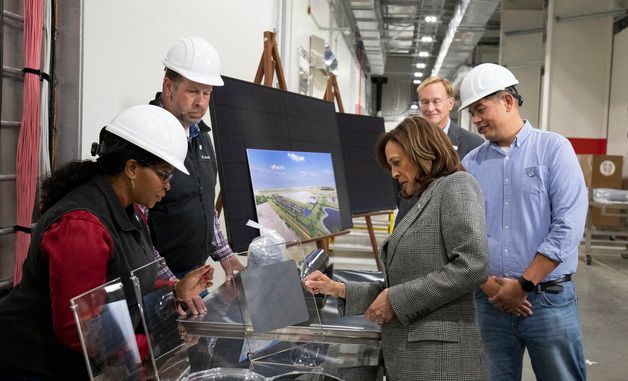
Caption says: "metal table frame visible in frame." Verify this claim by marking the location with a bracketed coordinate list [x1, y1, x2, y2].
[583, 200, 628, 265]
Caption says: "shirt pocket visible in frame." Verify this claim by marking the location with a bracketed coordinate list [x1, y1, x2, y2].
[407, 319, 461, 343]
[523, 166, 546, 196]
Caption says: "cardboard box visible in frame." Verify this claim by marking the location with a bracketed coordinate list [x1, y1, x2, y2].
[577, 154, 624, 227]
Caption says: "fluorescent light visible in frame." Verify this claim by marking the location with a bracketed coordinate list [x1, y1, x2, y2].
[413, 79, 422, 84]
[421, 36, 433, 43]
[415, 63, 426, 69]
[432, 0, 471, 76]
[410, 104, 419, 110]
[414, 72, 423, 78]
[418, 51, 429, 57]
[425, 16, 438, 23]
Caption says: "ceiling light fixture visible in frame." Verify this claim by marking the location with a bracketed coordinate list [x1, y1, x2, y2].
[424, 16, 438, 23]
[413, 79, 422, 84]
[415, 63, 426, 69]
[418, 51, 429, 57]
[421, 36, 433, 43]
[410, 104, 419, 110]
[432, 0, 471, 76]
[414, 72, 423, 78]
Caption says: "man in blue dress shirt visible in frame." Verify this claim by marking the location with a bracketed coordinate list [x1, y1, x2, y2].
[460, 63, 588, 381]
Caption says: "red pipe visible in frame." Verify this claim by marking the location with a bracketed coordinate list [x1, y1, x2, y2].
[15, 0, 44, 284]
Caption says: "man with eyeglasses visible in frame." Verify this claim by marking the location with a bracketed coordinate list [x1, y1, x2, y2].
[146, 36, 245, 293]
[418, 76, 484, 159]
[460, 63, 587, 380]
[395, 76, 484, 224]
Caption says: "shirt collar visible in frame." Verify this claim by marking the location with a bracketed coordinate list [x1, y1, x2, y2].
[489, 119, 532, 150]
[442, 118, 451, 136]
[189, 124, 201, 139]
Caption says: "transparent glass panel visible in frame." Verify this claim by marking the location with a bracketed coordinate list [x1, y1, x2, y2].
[70, 278, 149, 381]
[130, 258, 189, 380]
[180, 240, 381, 379]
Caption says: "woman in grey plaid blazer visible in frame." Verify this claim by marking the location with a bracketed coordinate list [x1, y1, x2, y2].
[305, 116, 489, 380]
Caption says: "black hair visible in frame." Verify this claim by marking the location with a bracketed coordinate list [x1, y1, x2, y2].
[40, 129, 165, 213]
[505, 85, 524, 107]
[485, 86, 524, 107]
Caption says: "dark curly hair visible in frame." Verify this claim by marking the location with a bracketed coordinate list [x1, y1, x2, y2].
[40, 129, 165, 213]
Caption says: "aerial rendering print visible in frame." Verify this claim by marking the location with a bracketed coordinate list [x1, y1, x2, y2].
[246, 149, 341, 241]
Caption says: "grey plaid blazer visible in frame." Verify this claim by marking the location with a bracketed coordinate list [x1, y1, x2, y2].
[342, 171, 489, 380]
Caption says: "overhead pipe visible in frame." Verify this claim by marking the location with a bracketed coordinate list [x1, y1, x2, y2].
[556, 8, 627, 23]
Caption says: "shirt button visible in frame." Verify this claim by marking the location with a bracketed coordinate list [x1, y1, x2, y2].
[504, 225, 509, 229]
[505, 201, 509, 206]
[504, 249, 509, 253]
[505, 156, 509, 160]
[505, 178, 509, 184]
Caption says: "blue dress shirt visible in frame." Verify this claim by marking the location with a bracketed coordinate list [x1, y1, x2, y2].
[463, 121, 587, 281]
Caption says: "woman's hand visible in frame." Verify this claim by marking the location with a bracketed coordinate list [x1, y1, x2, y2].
[365, 288, 395, 325]
[176, 265, 213, 301]
[303, 270, 345, 298]
[176, 294, 206, 316]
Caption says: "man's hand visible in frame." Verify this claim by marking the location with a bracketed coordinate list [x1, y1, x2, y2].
[488, 276, 533, 317]
[364, 289, 395, 325]
[220, 255, 245, 282]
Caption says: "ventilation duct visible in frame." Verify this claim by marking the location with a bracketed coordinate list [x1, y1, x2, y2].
[350, 0, 386, 75]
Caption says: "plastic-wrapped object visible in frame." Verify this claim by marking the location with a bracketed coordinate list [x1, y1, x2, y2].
[246, 220, 287, 269]
[593, 188, 628, 203]
[185, 368, 266, 381]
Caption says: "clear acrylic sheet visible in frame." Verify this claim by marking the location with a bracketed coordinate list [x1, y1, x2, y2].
[70, 278, 150, 381]
[181, 240, 380, 380]
[237, 240, 328, 375]
[130, 258, 191, 380]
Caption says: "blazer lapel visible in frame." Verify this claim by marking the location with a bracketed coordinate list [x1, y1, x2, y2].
[386, 177, 444, 267]
[447, 124, 461, 148]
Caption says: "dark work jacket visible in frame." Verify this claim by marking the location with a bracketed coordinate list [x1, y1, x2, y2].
[148, 93, 217, 273]
[0, 175, 156, 380]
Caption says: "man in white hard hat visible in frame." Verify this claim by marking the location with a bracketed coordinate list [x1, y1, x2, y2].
[460, 63, 587, 380]
[147, 36, 244, 286]
[395, 76, 484, 225]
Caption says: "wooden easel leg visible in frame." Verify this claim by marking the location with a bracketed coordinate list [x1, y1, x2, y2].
[365, 216, 382, 270]
[316, 238, 330, 254]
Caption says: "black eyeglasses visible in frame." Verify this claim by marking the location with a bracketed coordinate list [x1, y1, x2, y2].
[136, 159, 174, 183]
[150, 167, 174, 183]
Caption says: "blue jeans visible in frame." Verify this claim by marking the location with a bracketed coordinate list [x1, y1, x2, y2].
[476, 281, 586, 381]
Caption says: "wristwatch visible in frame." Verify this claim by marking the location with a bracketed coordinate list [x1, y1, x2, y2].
[518, 276, 535, 292]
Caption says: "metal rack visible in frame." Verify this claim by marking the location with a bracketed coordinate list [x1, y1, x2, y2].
[583, 200, 628, 265]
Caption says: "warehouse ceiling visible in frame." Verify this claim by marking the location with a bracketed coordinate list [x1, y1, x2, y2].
[350, 0, 502, 80]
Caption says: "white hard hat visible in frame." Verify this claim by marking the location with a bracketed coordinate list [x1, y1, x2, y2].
[458, 63, 519, 111]
[106, 105, 189, 174]
[163, 36, 224, 86]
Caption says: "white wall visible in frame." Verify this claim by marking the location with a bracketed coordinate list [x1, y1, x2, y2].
[607, 26, 628, 181]
[542, 0, 615, 137]
[287, 1, 365, 114]
[500, 8, 544, 129]
[81, 0, 279, 157]
[80, 1, 365, 158]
